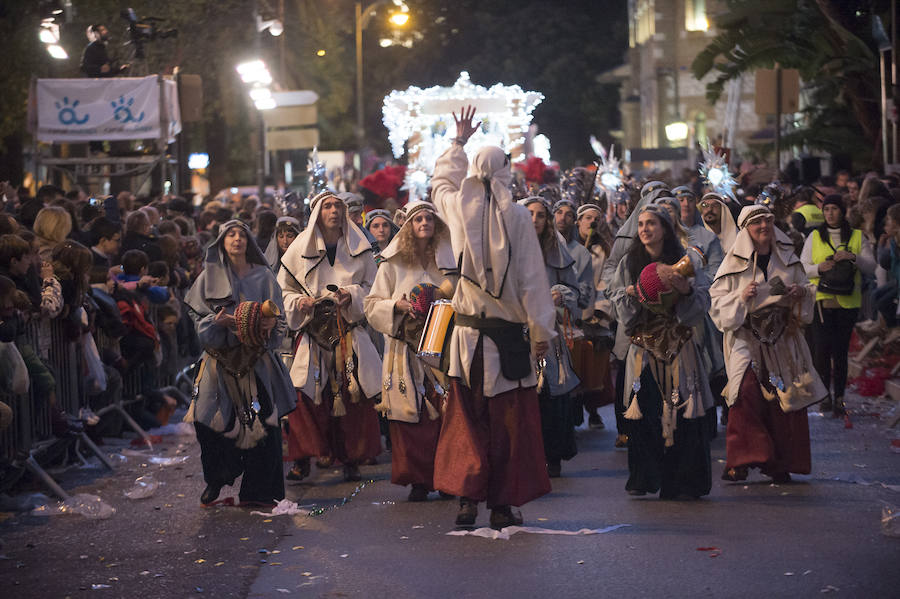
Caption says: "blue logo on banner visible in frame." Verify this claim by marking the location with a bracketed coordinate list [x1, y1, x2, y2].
[55, 97, 90, 125]
[112, 95, 144, 124]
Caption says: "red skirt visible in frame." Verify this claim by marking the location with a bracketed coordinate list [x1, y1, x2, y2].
[285, 389, 382, 465]
[725, 368, 811, 475]
[572, 338, 615, 409]
[433, 357, 551, 508]
[389, 406, 442, 488]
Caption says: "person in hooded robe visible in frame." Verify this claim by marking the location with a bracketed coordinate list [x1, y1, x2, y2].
[278, 191, 383, 482]
[430, 106, 555, 529]
[184, 220, 296, 506]
[520, 196, 581, 478]
[710, 206, 827, 484]
[264, 217, 302, 272]
[571, 202, 618, 434]
[700, 192, 739, 254]
[601, 181, 671, 449]
[655, 194, 727, 435]
[607, 204, 714, 498]
[363, 200, 458, 501]
[364, 209, 399, 259]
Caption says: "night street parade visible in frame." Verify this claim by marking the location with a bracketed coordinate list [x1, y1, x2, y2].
[1, 1, 899, 597]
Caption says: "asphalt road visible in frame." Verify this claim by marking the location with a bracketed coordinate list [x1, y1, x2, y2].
[1, 395, 899, 599]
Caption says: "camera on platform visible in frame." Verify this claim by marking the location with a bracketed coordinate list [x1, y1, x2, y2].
[120, 7, 178, 43]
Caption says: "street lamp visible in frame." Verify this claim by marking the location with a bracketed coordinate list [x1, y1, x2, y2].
[355, 0, 410, 164]
[236, 59, 277, 195]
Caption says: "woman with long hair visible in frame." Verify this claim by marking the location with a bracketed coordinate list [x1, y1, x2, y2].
[364, 200, 457, 500]
[520, 196, 581, 477]
[710, 206, 827, 484]
[801, 195, 875, 416]
[184, 220, 295, 506]
[607, 205, 714, 498]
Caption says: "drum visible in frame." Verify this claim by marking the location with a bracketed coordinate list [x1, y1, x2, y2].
[417, 299, 455, 370]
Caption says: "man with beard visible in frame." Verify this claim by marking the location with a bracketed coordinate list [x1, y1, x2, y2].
[81, 25, 128, 77]
[700, 192, 739, 253]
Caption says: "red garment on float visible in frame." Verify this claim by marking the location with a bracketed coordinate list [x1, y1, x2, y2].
[725, 368, 811, 475]
[433, 346, 551, 508]
[285, 390, 381, 465]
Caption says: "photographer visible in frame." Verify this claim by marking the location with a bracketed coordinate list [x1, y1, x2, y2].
[80, 24, 127, 77]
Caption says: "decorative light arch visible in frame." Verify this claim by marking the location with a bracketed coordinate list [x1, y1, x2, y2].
[382, 71, 544, 174]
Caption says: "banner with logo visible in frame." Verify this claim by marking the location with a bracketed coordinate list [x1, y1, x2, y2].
[35, 76, 181, 142]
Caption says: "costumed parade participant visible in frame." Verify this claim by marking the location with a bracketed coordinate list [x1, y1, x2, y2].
[801, 194, 875, 416]
[710, 206, 827, 483]
[431, 106, 555, 529]
[608, 204, 714, 498]
[654, 194, 727, 434]
[184, 220, 295, 506]
[363, 201, 457, 500]
[365, 209, 399, 256]
[572, 202, 617, 434]
[521, 196, 580, 478]
[279, 191, 383, 482]
[264, 216, 301, 272]
[602, 181, 671, 450]
[700, 192, 738, 254]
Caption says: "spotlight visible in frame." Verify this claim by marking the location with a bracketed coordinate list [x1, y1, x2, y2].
[389, 12, 409, 26]
[46, 44, 68, 59]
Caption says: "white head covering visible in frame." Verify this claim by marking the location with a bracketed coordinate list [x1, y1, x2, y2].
[278, 191, 372, 290]
[379, 200, 456, 272]
[716, 205, 797, 279]
[457, 146, 513, 298]
[701, 192, 738, 251]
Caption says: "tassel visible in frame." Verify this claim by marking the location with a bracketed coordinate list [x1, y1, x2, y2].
[535, 357, 546, 392]
[235, 416, 266, 449]
[183, 400, 197, 424]
[425, 398, 440, 420]
[332, 390, 347, 417]
[662, 400, 675, 448]
[624, 395, 643, 420]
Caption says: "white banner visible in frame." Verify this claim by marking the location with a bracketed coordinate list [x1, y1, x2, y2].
[36, 76, 180, 142]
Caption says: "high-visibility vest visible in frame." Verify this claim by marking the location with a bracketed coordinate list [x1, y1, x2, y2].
[810, 228, 862, 308]
[793, 203, 824, 229]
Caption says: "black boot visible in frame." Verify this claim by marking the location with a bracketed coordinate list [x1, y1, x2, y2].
[820, 395, 833, 413]
[343, 463, 362, 481]
[489, 505, 523, 529]
[201, 484, 221, 505]
[408, 484, 428, 502]
[547, 459, 562, 478]
[832, 396, 846, 417]
[455, 497, 478, 527]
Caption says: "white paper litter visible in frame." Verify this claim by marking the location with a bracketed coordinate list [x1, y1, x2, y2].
[828, 473, 900, 492]
[31, 493, 115, 519]
[250, 499, 311, 517]
[446, 524, 631, 540]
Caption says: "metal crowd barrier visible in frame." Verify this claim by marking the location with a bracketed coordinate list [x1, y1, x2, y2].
[0, 303, 174, 498]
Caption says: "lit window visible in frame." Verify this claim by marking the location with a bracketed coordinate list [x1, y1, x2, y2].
[685, 0, 708, 32]
[630, 0, 656, 46]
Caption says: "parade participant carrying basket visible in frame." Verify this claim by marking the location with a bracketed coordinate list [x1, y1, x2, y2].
[710, 206, 828, 484]
[364, 200, 458, 501]
[278, 191, 383, 483]
[184, 220, 296, 507]
[607, 204, 715, 499]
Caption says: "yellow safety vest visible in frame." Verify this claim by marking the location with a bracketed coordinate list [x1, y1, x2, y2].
[810, 228, 862, 308]
[793, 203, 824, 228]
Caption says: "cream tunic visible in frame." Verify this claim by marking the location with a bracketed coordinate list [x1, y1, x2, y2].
[278, 225, 382, 404]
[364, 256, 448, 423]
[432, 145, 557, 397]
[710, 230, 828, 410]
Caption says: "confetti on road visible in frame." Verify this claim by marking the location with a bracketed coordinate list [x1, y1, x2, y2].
[292, 546, 304, 550]
[447, 524, 631, 540]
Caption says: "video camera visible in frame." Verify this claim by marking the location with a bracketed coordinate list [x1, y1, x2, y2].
[121, 7, 177, 58]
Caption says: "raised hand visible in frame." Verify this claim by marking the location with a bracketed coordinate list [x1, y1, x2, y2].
[452, 105, 481, 144]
